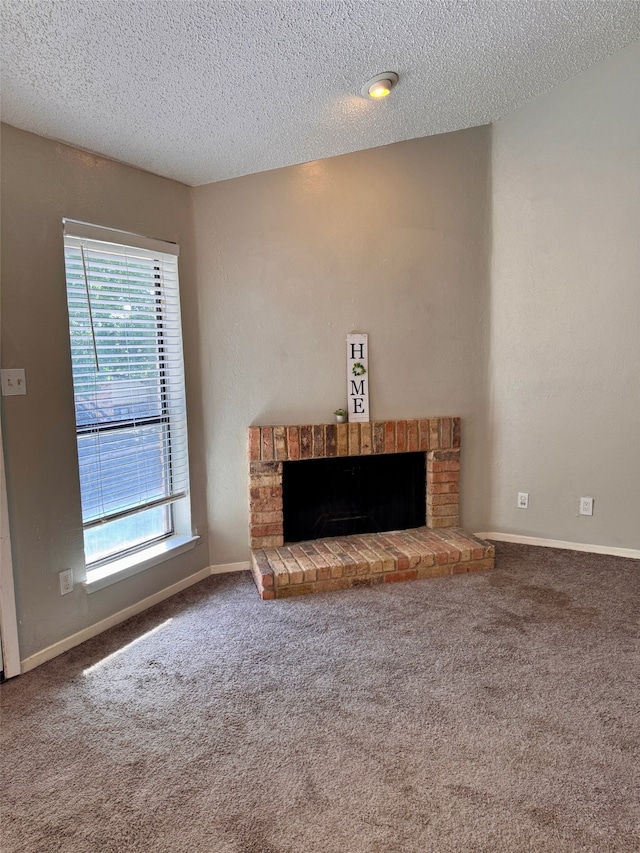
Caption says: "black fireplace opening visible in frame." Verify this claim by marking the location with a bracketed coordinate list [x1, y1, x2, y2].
[282, 452, 426, 543]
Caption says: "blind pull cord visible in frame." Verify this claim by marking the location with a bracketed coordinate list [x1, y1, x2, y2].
[80, 245, 100, 372]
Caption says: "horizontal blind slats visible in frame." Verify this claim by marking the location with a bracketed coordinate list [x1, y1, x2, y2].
[64, 229, 189, 539]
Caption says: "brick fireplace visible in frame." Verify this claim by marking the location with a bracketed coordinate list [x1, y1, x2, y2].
[247, 418, 494, 599]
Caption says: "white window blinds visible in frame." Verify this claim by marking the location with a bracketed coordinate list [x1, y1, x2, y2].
[63, 220, 190, 564]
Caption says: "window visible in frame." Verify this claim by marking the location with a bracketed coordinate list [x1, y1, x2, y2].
[63, 221, 193, 586]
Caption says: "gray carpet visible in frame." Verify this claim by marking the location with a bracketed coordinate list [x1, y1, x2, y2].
[1, 543, 639, 852]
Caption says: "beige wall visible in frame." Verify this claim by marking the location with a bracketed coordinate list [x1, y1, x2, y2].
[490, 41, 640, 549]
[0, 125, 209, 660]
[192, 129, 493, 564]
[4, 38, 637, 667]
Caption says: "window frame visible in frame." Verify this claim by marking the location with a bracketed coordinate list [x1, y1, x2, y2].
[62, 220, 197, 590]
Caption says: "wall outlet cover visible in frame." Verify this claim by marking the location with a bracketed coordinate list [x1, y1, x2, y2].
[579, 497, 594, 516]
[59, 569, 74, 595]
[517, 492, 529, 509]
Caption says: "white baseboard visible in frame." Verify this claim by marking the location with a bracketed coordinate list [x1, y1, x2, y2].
[210, 560, 250, 574]
[21, 560, 250, 674]
[478, 532, 640, 560]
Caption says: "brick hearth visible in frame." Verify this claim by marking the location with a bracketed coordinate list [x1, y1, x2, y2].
[247, 417, 494, 600]
[250, 527, 495, 600]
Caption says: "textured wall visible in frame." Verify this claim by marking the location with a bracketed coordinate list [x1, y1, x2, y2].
[192, 129, 493, 564]
[489, 41, 640, 549]
[0, 125, 209, 660]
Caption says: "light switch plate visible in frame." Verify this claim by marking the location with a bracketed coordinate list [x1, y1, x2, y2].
[1, 369, 27, 396]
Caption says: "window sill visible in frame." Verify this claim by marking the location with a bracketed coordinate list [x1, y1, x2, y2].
[82, 534, 199, 593]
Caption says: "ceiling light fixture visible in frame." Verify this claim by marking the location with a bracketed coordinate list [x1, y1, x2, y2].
[361, 72, 399, 100]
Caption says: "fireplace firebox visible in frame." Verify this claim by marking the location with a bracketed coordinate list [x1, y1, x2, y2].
[283, 452, 426, 543]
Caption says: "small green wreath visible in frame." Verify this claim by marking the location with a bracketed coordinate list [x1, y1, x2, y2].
[352, 362, 367, 376]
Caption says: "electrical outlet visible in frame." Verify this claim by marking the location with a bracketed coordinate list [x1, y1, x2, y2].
[59, 569, 74, 595]
[517, 492, 529, 509]
[579, 497, 594, 516]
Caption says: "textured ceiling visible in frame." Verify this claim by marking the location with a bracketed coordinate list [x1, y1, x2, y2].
[2, 1, 639, 186]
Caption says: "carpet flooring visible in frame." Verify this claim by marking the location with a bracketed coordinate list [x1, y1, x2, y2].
[1, 543, 639, 852]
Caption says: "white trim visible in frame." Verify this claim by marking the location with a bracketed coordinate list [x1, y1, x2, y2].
[83, 535, 199, 593]
[21, 560, 249, 673]
[0, 418, 21, 678]
[477, 532, 640, 560]
[210, 561, 250, 574]
[63, 218, 179, 256]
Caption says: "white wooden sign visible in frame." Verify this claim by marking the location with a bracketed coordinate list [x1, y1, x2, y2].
[347, 333, 369, 422]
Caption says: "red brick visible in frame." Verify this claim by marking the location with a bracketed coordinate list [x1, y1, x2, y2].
[313, 424, 325, 458]
[429, 516, 459, 528]
[248, 474, 282, 491]
[276, 584, 314, 598]
[376, 536, 409, 570]
[250, 485, 282, 500]
[268, 557, 289, 587]
[326, 424, 337, 456]
[338, 539, 369, 573]
[314, 578, 352, 594]
[261, 589, 276, 600]
[407, 420, 418, 452]
[404, 534, 437, 567]
[384, 569, 418, 584]
[417, 563, 451, 579]
[336, 423, 348, 456]
[261, 427, 274, 461]
[287, 426, 300, 460]
[466, 557, 494, 572]
[249, 497, 282, 513]
[249, 460, 281, 475]
[384, 421, 396, 454]
[273, 426, 287, 460]
[430, 504, 462, 517]
[427, 481, 460, 495]
[433, 531, 470, 561]
[330, 562, 343, 579]
[427, 535, 461, 561]
[427, 493, 460, 506]
[396, 421, 407, 452]
[251, 535, 283, 549]
[248, 427, 261, 461]
[360, 422, 372, 454]
[452, 418, 461, 449]
[325, 541, 358, 575]
[373, 422, 385, 454]
[383, 533, 422, 567]
[250, 522, 283, 537]
[431, 449, 461, 463]
[428, 460, 460, 473]
[418, 419, 430, 451]
[351, 576, 384, 588]
[300, 425, 313, 459]
[439, 417, 452, 449]
[299, 544, 330, 573]
[250, 511, 282, 524]
[288, 547, 318, 582]
[430, 471, 460, 484]
[348, 423, 360, 456]
[278, 554, 303, 585]
[251, 550, 274, 587]
[429, 419, 440, 449]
